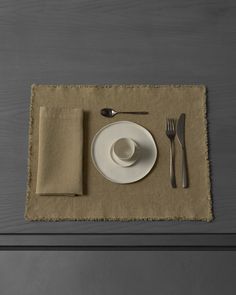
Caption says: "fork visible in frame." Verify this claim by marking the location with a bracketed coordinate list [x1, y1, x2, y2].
[166, 119, 177, 188]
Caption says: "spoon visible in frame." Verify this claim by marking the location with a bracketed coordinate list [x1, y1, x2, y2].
[101, 108, 149, 118]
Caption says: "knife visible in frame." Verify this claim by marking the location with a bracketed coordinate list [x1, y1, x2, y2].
[177, 113, 188, 188]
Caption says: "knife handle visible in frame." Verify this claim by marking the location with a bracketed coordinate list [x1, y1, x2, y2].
[182, 147, 188, 188]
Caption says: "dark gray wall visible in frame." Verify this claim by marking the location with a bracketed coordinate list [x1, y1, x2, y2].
[0, 251, 235, 295]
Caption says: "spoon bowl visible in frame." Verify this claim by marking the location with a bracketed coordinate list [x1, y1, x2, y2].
[101, 108, 117, 117]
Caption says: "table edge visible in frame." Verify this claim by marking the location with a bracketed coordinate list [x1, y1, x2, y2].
[0, 233, 236, 249]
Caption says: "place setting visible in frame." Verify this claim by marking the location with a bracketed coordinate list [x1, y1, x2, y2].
[91, 111, 186, 187]
[25, 84, 212, 221]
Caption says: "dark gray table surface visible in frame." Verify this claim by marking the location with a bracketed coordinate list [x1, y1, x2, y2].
[1, 251, 236, 295]
[0, 0, 235, 246]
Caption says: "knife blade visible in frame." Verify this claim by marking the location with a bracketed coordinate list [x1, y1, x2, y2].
[177, 113, 188, 188]
[177, 113, 185, 147]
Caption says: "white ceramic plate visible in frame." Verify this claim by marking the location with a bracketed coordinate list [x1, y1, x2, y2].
[91, 121, 158, 184]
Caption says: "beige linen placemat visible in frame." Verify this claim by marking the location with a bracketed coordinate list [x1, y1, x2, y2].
[25, 84, 213, 221]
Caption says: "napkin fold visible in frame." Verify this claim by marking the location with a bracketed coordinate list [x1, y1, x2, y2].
[36, 106, 83, 196]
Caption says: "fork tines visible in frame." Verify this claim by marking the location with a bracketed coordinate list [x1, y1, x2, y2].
[166, 119, 176, 137]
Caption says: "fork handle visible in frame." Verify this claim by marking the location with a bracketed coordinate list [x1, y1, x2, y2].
[182, 146, 188, 188]
[170, 140, 177, 188]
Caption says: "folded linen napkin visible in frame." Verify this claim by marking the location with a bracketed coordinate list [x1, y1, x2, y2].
[36, 106, 83, 196]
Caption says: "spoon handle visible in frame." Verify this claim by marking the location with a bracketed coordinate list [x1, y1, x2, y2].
[118, 111, 149, 115]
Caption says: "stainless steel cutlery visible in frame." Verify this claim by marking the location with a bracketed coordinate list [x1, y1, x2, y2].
[177, 113, 188, 188]
[166, 119, 177, 188]
[101, 108, 149, 118]
[166, 113, 188, 188]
